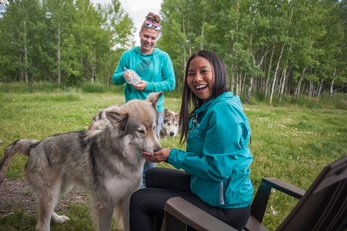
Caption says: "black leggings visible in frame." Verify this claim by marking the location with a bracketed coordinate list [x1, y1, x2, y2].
[129, 168, 250, 231]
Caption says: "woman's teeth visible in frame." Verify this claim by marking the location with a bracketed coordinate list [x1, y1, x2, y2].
[195, 84, 207, 90]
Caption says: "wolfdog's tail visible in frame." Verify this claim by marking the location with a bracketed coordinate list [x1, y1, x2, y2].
[0, 139, 39, 183]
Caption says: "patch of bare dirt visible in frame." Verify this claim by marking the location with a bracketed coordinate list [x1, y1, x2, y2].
[0, 178, 88, 218]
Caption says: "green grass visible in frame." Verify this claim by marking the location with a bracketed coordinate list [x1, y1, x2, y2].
[246, 104, 347, 229]
[0, 88, 346, 230]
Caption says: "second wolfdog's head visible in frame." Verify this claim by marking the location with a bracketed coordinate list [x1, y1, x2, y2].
[89, 92, 162, 155]
[161, 109, 179, 137]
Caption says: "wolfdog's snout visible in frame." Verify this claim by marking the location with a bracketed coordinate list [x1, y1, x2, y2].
[153, 143, 162, 153]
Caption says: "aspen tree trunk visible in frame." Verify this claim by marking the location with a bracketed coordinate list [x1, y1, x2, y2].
[279, 66, 290, 102]
[92, 49, 96, 83]
[235, 74, 240, 96]
[265, 45, 275, 99]
[295, 67, 307, 98]
[309, 80, 313, 97]
[244, 76, 247, 93]
[246, 77, 253, 103]
[240, 74, 243, 95]
[92, 66, 96, 83]
[246, 47, 267, 103]
[269, 43, 285, 105]
[230, 73, 234, 93]
[329, 68, 336, 95]
[279, 72, 285, 102]
[241, 74, 246, 95]
[317, 79, 323, 97]
[19, 53, 25, 81]
[329, 80, 334, 95]
[269, 9, 292, 104]
[277, 70, 284, 97]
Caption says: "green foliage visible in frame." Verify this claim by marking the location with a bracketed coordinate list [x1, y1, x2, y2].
[159, 0, 347, 102]
[0, 0, 133, 86]
[1, 0, 346, 103]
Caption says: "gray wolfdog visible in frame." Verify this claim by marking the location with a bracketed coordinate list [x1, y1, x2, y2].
[160, 109, 179, 138]
[0, 92, 162, 231]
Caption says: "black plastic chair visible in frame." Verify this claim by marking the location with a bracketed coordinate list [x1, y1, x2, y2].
[161, 155, 347, 231]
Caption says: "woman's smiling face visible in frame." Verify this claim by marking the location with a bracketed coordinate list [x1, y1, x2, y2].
[187, 56, 215, 102]
[139, 28, 159, 54]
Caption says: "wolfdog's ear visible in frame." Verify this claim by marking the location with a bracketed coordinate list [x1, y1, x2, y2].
[164, 108, 169, 116]
[147, 92, 163, 108]
[175, 113, 179, 120]
[106, 111, 129, 130]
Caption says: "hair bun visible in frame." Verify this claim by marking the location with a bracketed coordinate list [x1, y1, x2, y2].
[146, 12, 160, 23]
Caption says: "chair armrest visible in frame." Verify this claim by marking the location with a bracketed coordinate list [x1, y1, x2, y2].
[263, 177, 306, 199]
[161, 196, 237, 231]
[251, 177, 306, 223]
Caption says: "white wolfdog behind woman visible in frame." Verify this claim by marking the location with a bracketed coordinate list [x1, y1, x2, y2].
[0, 92, 163, 231]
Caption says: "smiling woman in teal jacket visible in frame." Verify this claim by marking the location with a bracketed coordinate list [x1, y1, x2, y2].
[168, 92, 253, 208]
[129, 50, 253, 231]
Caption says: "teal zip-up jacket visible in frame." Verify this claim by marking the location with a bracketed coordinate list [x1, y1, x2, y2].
[112, 47, 175, 112]
[167, 92, 253, 208]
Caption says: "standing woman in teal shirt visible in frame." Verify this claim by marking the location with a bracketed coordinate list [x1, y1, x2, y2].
[129, 50, 253, 231]
[112, 12, 176, 187]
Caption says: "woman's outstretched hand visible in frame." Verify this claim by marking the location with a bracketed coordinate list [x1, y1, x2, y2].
[143, 148, 171, 163]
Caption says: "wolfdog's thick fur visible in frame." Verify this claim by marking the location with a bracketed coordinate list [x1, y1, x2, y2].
[0, 92, 162, 231]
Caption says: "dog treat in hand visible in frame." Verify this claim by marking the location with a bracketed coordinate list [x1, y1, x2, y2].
[124, 68, 141, 85]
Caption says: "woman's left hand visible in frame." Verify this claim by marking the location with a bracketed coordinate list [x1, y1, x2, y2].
[143, 148, 171, 163]
[132, 80, 147, 91]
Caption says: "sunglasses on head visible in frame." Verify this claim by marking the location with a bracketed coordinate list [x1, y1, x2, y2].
[145, 20, 161, 31]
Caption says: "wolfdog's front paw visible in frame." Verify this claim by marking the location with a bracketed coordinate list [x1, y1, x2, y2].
[52, 212, 70, 223]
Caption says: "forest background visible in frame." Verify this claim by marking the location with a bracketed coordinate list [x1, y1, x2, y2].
[0, 0, 346, 104]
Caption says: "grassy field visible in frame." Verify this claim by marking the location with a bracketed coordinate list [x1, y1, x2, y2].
[0, 86, 346, 230]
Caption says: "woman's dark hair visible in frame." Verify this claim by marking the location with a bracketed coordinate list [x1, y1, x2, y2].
[179, 50, 229, 144]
